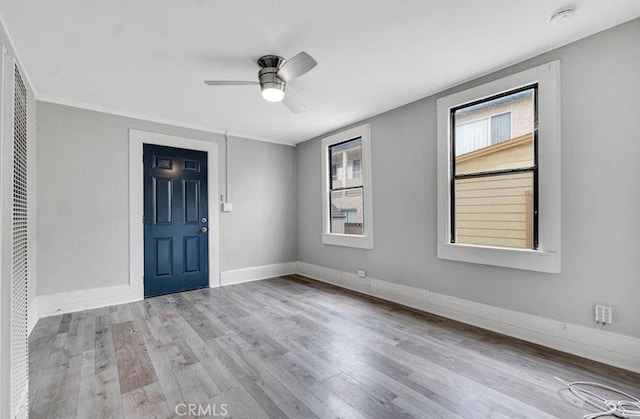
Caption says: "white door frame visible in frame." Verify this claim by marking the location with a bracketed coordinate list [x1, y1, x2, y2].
[128, 129, 221, 300]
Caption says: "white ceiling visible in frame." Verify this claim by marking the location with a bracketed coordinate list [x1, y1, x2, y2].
[0, 1, 638, 145]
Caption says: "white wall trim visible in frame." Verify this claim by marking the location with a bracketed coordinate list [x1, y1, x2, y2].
[35, 285, 138, 319]
[32, 262, 297, 319]
[295, 261, 640, 373]
[0, 11, 36, 96]
[27, 299, 38, 336]
[129, 129, 221, 300]
[37, 96, 295, 147]
[221, 262, 296, 286]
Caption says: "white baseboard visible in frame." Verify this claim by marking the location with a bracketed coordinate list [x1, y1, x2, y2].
[36, 284, 139, 319]
[28, 297, 38, 336]
[15, 388, 28, 419]
[33, 262, 298, 321]
[221, 262, 296, 286]
[296, 261, 640, 373]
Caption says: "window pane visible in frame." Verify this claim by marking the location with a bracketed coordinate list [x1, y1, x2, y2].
[330, 188, 363, 235]
[455, 172, 533, 249]
[348, 158, 361, 179]
[332, 163, 343, 181]
[351, 159, 361, 179]
[454, 88, 535, 175]
[330, 138, 362, 189]
[490, 112, 511, 144]
[455, 118, 490, 155]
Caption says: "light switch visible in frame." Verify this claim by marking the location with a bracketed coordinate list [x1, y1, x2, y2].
[222, 202, 233, 212]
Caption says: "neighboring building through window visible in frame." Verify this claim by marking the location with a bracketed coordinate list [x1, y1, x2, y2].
[321, 124, 373, 249]
[330, 138, 363, 235]
[332, 163, 343, 181]
[452, 87, 536, 249]
[348, 158, 361, 179]
[345, 209, 358, 223]
[455, 111, 513, 154]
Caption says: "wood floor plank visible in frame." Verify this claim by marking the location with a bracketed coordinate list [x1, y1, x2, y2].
[259, 350, 370, 419]
[121, 382, 172, 419]
[31, 348, 83, 418]
[30, 275, 640, 419]
[323, 372, 414, 419]
[56, 313, 73, 334]
[396, 338, 588, 418]
[186, 336, 241, 393]
[77, 350, 125, 419]
[212, 333, 319, 419]
[145, 341, 189, 411]
[112, 321, 159, 394]
[95, 314, 117, 373]
[211, 385, 271, 419]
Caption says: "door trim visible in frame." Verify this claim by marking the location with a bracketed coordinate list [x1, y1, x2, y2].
[129, 129, 220, 300]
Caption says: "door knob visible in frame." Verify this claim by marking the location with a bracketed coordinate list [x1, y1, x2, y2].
[201, 217, 207, 224]
[200, 226, 208, 233]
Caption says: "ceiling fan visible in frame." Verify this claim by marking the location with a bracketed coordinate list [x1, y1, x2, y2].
[204, 51, 317, 113]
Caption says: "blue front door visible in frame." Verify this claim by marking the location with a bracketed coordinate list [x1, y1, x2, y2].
[143, 144, 209, 297]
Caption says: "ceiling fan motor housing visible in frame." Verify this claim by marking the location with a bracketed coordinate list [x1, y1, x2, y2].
[258, 55, 286, 95]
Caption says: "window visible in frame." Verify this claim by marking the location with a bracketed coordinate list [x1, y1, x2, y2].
[329, 138, 364, 235]
[322, 124, 373, 249]
[348, 159, 361, 179]
[437, 61, 561, 273]
[452, 87, 536, 249]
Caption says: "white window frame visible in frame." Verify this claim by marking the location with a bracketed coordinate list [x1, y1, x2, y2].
[437, 61, 561, 273]
[321, 124, 373, 249]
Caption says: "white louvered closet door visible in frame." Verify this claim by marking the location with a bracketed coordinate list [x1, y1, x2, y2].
[0, 48, 29, 419]
[10, 61, 29, 419]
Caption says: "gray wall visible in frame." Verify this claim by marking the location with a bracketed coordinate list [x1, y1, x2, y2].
[296, 19, 640, 338]
[36, 102, 296, 295]
[221, 136, 296, 270]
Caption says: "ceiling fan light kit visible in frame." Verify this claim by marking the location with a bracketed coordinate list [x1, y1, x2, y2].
[258, 55, 287, 102]
[204, 51, 317, 113]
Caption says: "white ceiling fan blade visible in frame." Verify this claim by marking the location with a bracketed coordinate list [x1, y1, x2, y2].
[277, 52, 317, 82]
[204, 80, 259, 86]
[282, 89, 306, 114]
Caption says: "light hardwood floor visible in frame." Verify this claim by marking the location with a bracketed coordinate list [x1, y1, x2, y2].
[29, 275, 640, 418]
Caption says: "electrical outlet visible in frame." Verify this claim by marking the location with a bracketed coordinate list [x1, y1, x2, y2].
[594, 304, 613, 324]
[357, 269, 366, 278]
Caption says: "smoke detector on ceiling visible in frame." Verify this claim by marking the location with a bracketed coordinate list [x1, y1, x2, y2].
[548, 7, 576, 24]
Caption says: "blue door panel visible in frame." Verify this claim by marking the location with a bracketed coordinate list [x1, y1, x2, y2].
[155, 238, 173, 276]
[154, 177, 173, 224]
[183, 180, 200, 223]
[144, 144, 209, 297]
[184, 236, 200, 273]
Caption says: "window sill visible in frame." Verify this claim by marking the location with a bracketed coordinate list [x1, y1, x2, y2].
[322, 233, 373, 250]
[437, 242, 560, 273]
